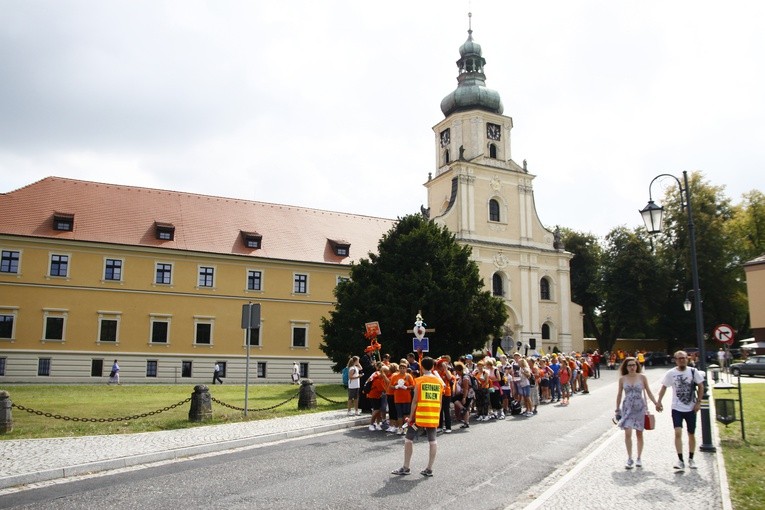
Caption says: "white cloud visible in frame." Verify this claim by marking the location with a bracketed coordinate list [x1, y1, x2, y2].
[1, 0, 763, 237]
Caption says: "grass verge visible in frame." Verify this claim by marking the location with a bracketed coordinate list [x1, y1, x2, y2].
[717, 383, 764, 510]
[1, 384, 347, 439]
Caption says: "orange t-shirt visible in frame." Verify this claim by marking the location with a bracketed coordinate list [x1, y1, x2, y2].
[366, 374, 386, 399]
[391, 372, 414, 403]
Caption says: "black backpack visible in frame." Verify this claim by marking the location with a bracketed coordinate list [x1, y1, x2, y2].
[362, 377, 374, 394]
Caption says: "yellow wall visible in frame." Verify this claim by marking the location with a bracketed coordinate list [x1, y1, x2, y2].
[0, 236, 345, 383]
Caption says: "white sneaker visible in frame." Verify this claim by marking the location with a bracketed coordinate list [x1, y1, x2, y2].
[635, 459, 642, 468]
[688, 458, 697, 469]
[347, 410, 353, 416]
[374, 423, 383, 431]
[369, 424, 376, 431]
[355, 410, 361, 416]
[397, 427, 404, 435]
[673, 460, 685, 471]
[386, 426, 398, 433]
[498, 412, 505, 420]
[625, 458, 634, 469]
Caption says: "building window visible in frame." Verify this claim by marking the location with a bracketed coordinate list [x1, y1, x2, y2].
[0, 357, 6, 376]
[216, 361, 227, 377]
[489, 143, 498, 159]
[104, 259, 123, 281]
[299, 362, 309, 378]
[489, 199, 500, 222]
[43, 313, 66, 341]
[257, 361, 266, 378]
[542, 323, 551, 340]
[146, 360, 158, 377]
[182, 361, 192, 378]
[99, 318, 119, 342]
[492, 273, 503, 297]
[246, 327, 261, 347]
[38, 358, 51, 376]
[155, 263, 172, 285]
[155, 222, 175, 241]
[0, 313, 16, 340]
[1, 250, 20, 273]
[241, 231, 262, 249]
[444, 149, 450, 165]
[337, 275, 350, 285]
[195, 321, 213, 345]
[247, 270, 262, 291]
[49, 254, 69, 277]
[150, 318, 170, 344]
[53, 213, 74, 231]
[293, 273, 308, 294]
[198, 266, 215, 288]
[91, 359, 104, 377]
[292, 325, 307, 348]
[540, 277, 551, 300]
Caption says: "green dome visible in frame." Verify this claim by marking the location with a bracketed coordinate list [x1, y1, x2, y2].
[440, 29, 503, 117]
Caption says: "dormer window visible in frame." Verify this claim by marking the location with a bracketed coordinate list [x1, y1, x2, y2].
[53, 213, 74, 232]
[241, 231, 263, 249]
[328, 239, 351, 258]
[155, 222, 175, 241]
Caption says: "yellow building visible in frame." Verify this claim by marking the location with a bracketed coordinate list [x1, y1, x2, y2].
[744, 254, 765, 348]
[0, 177, 393, 383]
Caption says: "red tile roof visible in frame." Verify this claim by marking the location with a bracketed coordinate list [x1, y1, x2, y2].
[1, 177, 395, 265]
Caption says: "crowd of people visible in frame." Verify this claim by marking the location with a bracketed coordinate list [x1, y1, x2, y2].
[346, 349, 603, 435]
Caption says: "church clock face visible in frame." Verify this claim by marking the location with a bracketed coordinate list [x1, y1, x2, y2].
[487, 123, 501, 141]
[440, 128, 450, 147]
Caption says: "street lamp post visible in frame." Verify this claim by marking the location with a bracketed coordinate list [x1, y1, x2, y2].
[640, 170, 715, 452]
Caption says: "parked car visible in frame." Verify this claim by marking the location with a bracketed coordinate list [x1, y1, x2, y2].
[729, 355, 765, 377]
[643, 352, 672, 366]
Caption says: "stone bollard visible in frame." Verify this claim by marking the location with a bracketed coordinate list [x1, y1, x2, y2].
[298, 379, 316, 410]
[188, 385, 212, 422]
[0, 390, 12, 434]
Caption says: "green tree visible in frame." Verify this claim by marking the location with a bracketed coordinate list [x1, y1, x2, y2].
[560, 229, 602, 339]
[652, 172, 748, 349]
[727, 190, 765, 264]
[320, 214, 507, 371]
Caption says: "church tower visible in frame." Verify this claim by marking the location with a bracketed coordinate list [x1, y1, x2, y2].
[425, 14, 583, 355]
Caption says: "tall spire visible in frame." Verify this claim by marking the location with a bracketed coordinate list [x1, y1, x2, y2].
[440, 12, 503, 118]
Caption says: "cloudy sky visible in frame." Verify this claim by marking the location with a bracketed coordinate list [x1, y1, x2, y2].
[1, 0, 763, 238]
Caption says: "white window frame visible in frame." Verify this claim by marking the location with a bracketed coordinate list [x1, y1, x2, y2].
[246, 268, 263, 292]
[154, 262, 174, 286]
[0, 306, 19, 341]
[336, 275, 350, 286]
[293, 273, 309, 295]
[193, 316, 215, 346]
[48, 252, 71, 279]
[197, 265, 216, 289]
[42, 308, 68, 342]
[0, 249, 22, 275]
[290, 320, 309, 349]
[149, 314, 172, 345]
[103, 257, 124, 283]
[97, 311, 122, 344]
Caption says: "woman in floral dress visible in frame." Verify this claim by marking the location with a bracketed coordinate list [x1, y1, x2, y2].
[615, 357, 660, 469]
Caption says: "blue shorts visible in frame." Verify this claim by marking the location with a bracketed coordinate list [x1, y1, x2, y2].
[519, 386, 530, 397]
[672, 409, 697, 433]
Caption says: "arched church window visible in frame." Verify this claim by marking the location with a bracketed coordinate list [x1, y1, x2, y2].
[489, 143, 497, 159]
[542, 323, 551, 340]
[540, 277, 551, 300]
[492, 273, 503, 296]
[489, 199, 500, 222]
[445, 149, 450, 164]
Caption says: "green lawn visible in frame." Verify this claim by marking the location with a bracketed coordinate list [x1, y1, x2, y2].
[717, 384, 765, 510]
[1, 384, 347, 439]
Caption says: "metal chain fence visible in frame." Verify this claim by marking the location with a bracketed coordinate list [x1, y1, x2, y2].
[211, 390, 300, 412]
[314, 390, 345, 405]
[12, 398, 192, 423]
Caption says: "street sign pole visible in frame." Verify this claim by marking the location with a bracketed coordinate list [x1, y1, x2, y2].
[244, 302, 252, 416]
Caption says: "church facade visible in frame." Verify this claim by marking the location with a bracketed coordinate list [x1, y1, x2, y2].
[426, 23, 583, 356]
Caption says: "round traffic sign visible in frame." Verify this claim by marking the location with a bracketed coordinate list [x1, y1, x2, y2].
[713, 324, 735, 345]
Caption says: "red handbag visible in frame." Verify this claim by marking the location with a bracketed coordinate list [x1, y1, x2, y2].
[644, 412, 655, 430]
